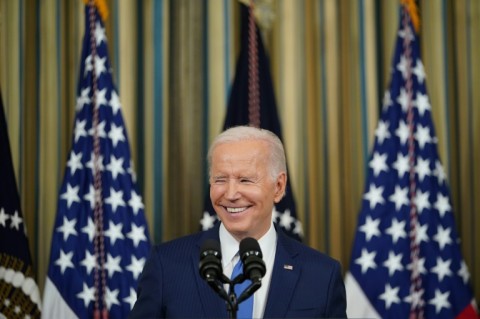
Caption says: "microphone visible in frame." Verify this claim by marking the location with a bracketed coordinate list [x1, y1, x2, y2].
[199, 239, 223, 282]
[199, 239, 229, 301]
[239, 237, 266, 283]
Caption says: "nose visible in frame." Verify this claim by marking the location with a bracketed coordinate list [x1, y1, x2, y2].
[225, 179, 240, 200]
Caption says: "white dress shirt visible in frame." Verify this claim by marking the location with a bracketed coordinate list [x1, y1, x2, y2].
[219, 223, 277, 318]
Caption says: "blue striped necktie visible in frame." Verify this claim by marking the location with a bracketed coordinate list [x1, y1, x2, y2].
[231, 259, 253, 319]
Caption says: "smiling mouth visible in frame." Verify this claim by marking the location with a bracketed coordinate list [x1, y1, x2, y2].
[226, 207, 248, 213]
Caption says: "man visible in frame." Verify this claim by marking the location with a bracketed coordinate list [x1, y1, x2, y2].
[129, 126, 346, 318]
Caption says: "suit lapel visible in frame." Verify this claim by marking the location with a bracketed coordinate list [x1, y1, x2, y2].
[263, 231, 300, 318]
[192, 224, 229, 318]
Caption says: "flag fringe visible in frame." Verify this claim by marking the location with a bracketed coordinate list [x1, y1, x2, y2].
[83, 0, 109, 21]
[401, 0, 420, 32]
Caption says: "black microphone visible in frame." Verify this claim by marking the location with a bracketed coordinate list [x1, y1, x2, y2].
[239, 237, 266, 283]
[199, 239, 223, 282]
[199, 239, 230, 302]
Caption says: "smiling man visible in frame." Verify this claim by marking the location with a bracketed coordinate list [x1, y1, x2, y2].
[129, 126, 347, 319]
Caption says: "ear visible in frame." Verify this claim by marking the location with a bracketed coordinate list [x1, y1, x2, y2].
[273, 172, 287, 203]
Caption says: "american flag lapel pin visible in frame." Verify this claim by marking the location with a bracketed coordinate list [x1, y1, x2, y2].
[283, 264, 293, 270]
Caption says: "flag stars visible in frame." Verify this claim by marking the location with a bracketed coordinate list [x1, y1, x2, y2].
[0, 208, 9, 227]
[94, 88, 108, 108]
[407, 257, 427, 276]
[375, 121, 391, 144]
[88, 120, 107, 138]
[74, 119, 88, 142]
[76, 87, 90, 111]
[433, 160, 447, 184]
[60, 183, 81, 208]
[55, 250, 74, 274]
[396, 54, 410, 80]
[382, 91, 393, 111]
[80, 250, 97, 275]
[84, 185, 96, 210]
[109, 90, 122, 115]
[428, 289, 451, 314]
[106, 155, 125, 180]
[77, 283, 95, 307]
[413, 59, 426, 84]
[126, 256, 146, 280]
[431, 257, 452, 282]
[378, 284, 401, 309]
[86, 152, 104, 172]
[355, 248, 377, 274]
[458, 261, 471, 284]
[9, 211, 23, 231]
[200, 211, 217, 230]
[392, 153, 409, 178]
[105, 253, 123, 278]
[94, 21, 106, 45]
[414, 92, 431, 116]
[388, 186, 409, 212]
[433, 225, 452, 250]
[105, 287, 121, 310]
[105, 221, 125, 245]
[81, 218, 96, 242]
[105, 187, 126, 213]
[369, 152, 389, 177]
[434, 193, 451, 217]
[385, 218, 407, 243]
[415, 157, 431, 182]
[108, 123, 126, 147]
[67, 151, 83, 175]
[127, 224, 147, 247]
[396, 88, 410, 112]
[414, 190, 430, 214]
[56, 216, 78, 241]
[123, 288, 137, 310]
[395, 120, 410, 145]
[382, 251, 404, 276]
[359, 216, 381, 241]
[414, 222, 429, 245]
[363, 183, 385, 210]
[279, 209, 294, 230]
[128, 190, 145, 215]
[415, 124, 432, 149]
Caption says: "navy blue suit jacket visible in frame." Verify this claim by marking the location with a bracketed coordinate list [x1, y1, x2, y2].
[128, 224, 346, 318]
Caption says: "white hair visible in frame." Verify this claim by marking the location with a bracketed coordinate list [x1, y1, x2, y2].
[207, 126, 287, 179]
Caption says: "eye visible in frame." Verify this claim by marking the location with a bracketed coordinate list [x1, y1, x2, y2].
[212, 177, 227, 184]
[240, 178, 253, 184]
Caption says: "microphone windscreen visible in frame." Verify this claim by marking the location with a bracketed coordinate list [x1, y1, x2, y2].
[200, 239, 222, 258]
[239, 237, 262, 258]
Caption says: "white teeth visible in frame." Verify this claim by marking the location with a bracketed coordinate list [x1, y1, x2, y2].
[227, 207, 247, 213]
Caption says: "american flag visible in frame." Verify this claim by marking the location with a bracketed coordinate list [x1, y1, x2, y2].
[41, 4, 150, 319]
[345, 4, 478, 319]
[1, 92, 42, 318]
[200, 3, 303, 241]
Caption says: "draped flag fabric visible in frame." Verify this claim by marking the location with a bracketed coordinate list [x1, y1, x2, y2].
[345, 4, 478, 319]
[0, 92, 42, 318]
[41, 4, 150, 319]
[199, 3, 303, 241]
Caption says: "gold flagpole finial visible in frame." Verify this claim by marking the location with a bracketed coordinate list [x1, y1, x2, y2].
[401, 0, 420, 33]
[83, 0, 109, 21]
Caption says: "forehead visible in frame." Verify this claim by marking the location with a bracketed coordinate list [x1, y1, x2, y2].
[211, 139, 269, 168]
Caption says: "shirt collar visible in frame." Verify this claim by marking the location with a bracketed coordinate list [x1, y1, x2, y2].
[219, 222, 276, 267]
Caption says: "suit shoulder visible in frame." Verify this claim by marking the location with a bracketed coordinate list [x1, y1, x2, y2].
[152, 231, 204, 256]
[279, 233, 341, 268]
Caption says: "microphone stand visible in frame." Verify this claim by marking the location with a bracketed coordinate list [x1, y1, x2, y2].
[207, 273, 261, 319]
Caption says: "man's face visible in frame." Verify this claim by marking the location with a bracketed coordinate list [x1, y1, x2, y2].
[209, 139, 286, 241]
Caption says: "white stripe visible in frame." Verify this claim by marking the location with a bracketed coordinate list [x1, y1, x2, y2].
[41, 277, 78, 319]
[345, 272, 381, 319]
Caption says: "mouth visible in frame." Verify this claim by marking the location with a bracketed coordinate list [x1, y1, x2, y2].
[225, 206, 249, 214]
